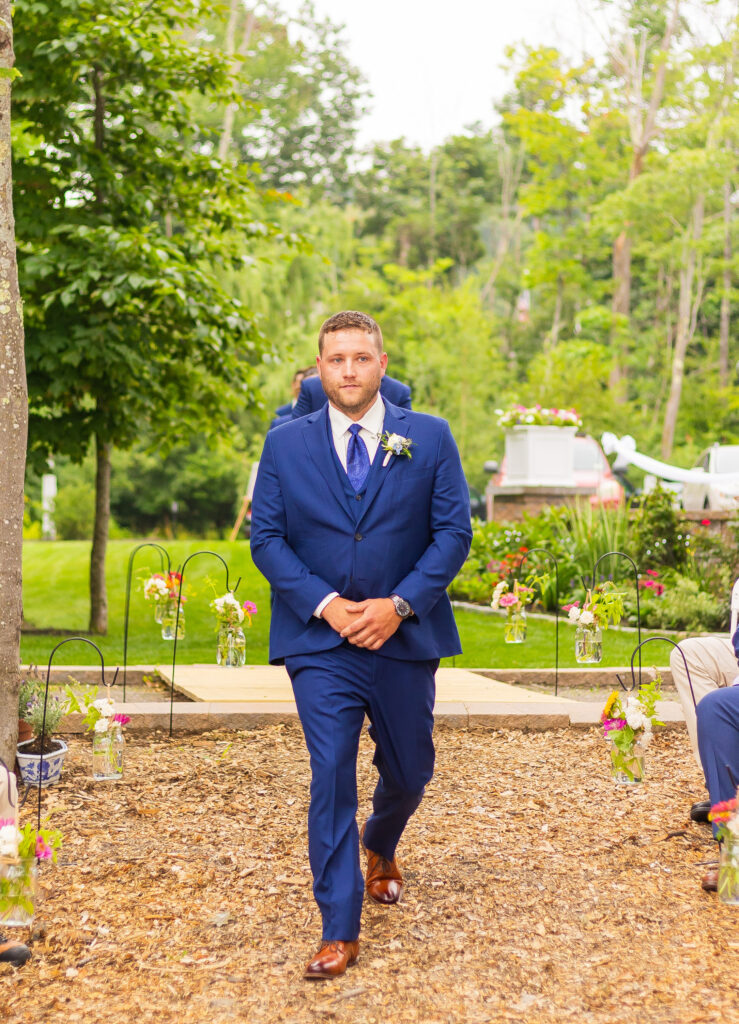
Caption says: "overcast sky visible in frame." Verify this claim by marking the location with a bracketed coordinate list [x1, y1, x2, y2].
[278, 0, 613, 148]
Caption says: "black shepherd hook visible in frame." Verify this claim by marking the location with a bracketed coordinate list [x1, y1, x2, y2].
[517, 548, 560, 697]
[584, 550, 642, 684]
[37, 638, 119, 835]
[168, 551, 242, 737]
[122, 542, 172, 701]
[616, 637, 693, 710]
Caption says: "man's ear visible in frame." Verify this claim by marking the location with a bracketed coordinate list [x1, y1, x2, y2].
[380, 352, 388, 374]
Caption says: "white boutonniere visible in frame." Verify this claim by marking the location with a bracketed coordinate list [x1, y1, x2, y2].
[380, 431, 415, 467]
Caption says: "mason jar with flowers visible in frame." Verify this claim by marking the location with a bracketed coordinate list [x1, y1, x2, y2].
[564, 582, 625, 664]
[491, 571, 548, 644]
[143, 571, 185, 638]
[0, 820, 62, 927]
[210, 592, 257, 667]
[600, 675, 664, 784]
[708, 796, 739, 906]
[65, 689, 130, 781]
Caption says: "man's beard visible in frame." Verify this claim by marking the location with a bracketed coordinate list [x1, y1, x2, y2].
[321, 375, 381, 417]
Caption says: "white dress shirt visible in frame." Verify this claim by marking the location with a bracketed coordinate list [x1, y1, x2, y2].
[313, 395, 385, 618]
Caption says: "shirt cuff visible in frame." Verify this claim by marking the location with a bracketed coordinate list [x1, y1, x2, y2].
[314, 592, 340, 618]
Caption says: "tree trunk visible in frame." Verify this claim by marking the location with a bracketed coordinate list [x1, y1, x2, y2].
[661, 196, 704, 458]
[609, 0, 681, 394]
[88, 435, 111, 634]
[719, 182, 732, 389]
[0, 2, 28, 766]
[218, 5, 256, 161]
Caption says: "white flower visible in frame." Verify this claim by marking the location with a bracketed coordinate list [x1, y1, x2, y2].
[568, 606, 581, 622]
[94, 717, 111, 734]
[491, 581, 507, 611]
[93, 698, 115, 718]
[640, 724, 653, 748]
[578, 610, 595, 626]
[625, 697, 649, 732]
[0, 824, 20, 858]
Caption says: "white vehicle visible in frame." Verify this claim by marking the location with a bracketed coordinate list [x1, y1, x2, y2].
[682, 444, 739, 511]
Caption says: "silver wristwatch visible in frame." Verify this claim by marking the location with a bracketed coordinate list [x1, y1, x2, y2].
[390, 594, 413, 619]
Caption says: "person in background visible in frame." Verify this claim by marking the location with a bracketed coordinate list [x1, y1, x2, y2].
[270, 365, 319, 430]
[671, 630, 739, 822]
[291, 364, 411, 418]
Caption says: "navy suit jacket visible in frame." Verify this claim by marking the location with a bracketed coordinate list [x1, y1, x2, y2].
[292, 374, 412, 418]
[250, 401, 472, 664]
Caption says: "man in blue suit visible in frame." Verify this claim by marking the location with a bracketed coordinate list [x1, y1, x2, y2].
[291, 364, 412, 418]
[250, 310, 471, 979]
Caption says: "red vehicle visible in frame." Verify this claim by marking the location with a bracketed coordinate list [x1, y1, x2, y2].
[490, 435, 625, 506]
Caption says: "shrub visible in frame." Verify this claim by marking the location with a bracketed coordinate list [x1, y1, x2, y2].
[631, 486, 690, 570]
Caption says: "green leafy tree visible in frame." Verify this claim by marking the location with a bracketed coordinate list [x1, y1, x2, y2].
[14, 0, 284, 632]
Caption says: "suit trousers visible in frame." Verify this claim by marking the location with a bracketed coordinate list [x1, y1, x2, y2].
[670, 637, 737, 769]
[697, 686, 739, 838]
[286, 643, 437, 942]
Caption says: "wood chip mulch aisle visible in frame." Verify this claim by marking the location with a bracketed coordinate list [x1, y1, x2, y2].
[2, 725, 737, 1024]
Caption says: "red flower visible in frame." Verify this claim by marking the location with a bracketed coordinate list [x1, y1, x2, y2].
[701, 518, 711, 526]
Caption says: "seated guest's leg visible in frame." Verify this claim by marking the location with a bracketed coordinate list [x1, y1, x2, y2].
[671, 637, 737, 768]
[697, 687, 739, 828]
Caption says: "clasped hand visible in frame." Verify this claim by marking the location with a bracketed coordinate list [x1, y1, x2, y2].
[321, 596, 401, 650]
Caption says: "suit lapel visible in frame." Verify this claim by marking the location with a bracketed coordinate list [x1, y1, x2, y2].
[357, 403, 410, 527]
[301, 407, 355, 525]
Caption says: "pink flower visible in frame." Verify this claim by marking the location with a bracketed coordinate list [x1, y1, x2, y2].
[242, 600, 258, 615]
[0, 818, 14, 828]
[646, 569, 659, 577]
[499, 593, 518, 608]
[35, 835, 53, 860]
[562, 601, 580, 612]
[603, 717, 627, 737]
[112, 713, 131, 726]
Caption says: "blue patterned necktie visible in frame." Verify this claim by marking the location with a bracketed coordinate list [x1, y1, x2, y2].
[346, 423, 370, 492]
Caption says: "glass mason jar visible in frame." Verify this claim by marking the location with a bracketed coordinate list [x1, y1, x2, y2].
[92, 724, 124, 781]
[217, 626, 246, 667]
[503, 608, 527, 644]
[575, 623, 602, 663]
[0, 858, 38, 927]
[154, 602, 165, 624]
[608, 736, 645, 785]
[718, 837, 739, 906]
[161, 597, 185, 640]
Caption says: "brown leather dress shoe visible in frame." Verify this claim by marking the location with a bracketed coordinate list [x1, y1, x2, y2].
[304, 940, 359, 979]
[360, 823, 403, 905]
[702, 867, 718, 892]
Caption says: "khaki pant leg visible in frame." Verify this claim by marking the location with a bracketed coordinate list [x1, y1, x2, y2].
[670, 636, 738, 769]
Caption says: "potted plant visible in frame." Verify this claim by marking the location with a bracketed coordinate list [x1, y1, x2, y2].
[17, 673, 42, 744]
[16, 688, 72, 788]
[600, 675, 664, 784]
[564, 581, 625, 663]
[496, 405, 582, 487]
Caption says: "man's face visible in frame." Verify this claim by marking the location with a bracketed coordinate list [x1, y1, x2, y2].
[318, 329, 387, 420]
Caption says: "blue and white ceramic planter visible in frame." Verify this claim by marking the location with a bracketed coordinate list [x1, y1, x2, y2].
[16, 739, 69, 788]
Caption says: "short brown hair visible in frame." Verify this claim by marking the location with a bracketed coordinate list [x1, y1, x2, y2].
[318, 311, 383, 354]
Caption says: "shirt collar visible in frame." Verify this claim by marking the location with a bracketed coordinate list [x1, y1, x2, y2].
[328, 392, 385, 441]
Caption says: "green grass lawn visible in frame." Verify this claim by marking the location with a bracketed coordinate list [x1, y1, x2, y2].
[21, 540, 670, 670]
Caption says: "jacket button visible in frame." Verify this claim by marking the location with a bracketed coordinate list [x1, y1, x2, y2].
[354, 532, 363, 541]
[355, 494, 362, 500]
